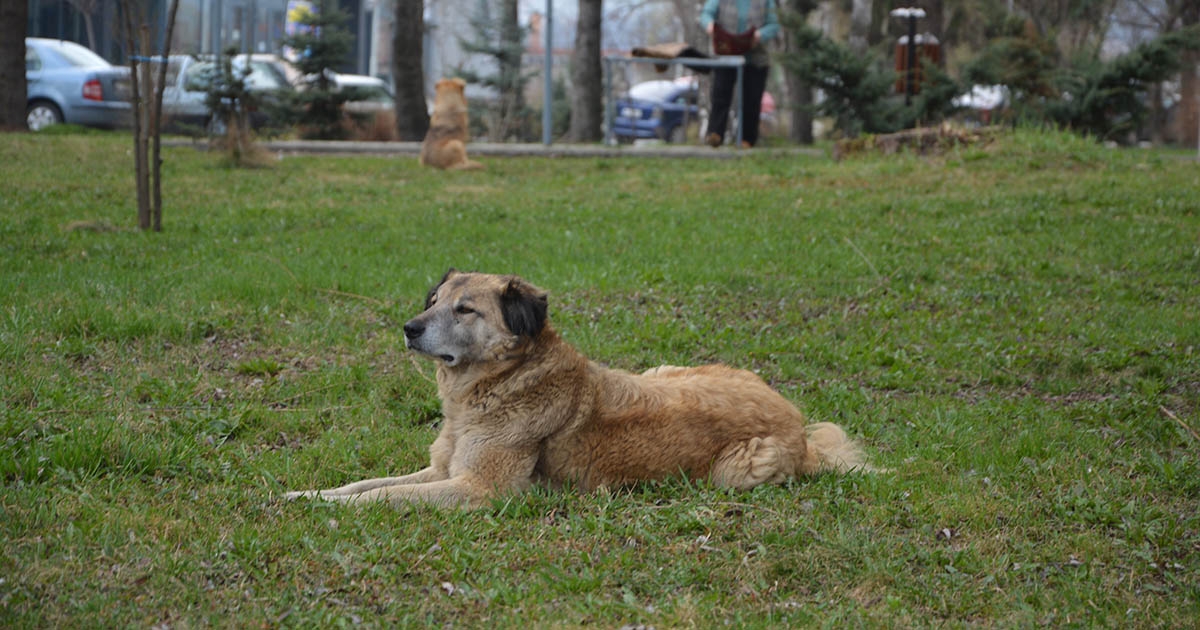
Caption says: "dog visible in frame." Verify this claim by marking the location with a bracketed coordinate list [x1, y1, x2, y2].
[419, 78, 483, 171]
[286, 271, 876, 509]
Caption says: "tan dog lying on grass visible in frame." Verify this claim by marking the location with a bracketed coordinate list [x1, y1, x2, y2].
[286, 271, 877, 509]
[419, 78, 483, 170]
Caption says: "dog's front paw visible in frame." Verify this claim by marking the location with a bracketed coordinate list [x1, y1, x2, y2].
[283, 490, 320, 501]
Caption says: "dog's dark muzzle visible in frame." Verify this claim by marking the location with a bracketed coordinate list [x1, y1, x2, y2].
[403, 320, 425, 342]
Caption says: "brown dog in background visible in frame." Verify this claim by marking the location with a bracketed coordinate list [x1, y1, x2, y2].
[419, 78, 483, 170]
[286, 271, 877, 509]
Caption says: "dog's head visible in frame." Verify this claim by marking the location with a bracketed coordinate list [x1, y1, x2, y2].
[403, 269, 548, 367]
[433, 77, 467, 100]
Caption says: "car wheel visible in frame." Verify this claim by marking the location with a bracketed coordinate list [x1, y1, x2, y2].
[27, 101, 63, 131]
[667, 125, 686, 144]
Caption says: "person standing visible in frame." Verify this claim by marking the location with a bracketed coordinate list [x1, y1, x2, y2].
[700, 0, 780, 148]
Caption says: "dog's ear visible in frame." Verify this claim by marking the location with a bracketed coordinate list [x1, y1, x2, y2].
[501, 276, 548, 338]
[425, 268, 459, 309]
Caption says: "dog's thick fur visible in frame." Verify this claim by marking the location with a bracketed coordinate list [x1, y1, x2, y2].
[419, 78, 483, 171]
[286, 271, 873, 509]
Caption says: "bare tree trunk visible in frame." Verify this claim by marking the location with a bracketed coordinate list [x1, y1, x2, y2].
[498, 0, 526, 140]
[121, 2, 151, 231]
[0, 0, 29, 131]
[394, 0, 430, 141]
[782, 0, 818, 144]
[151, 0, 181, 232]
[138, 25, 152, 231]
[568, 0, 603, 142]
[1180, 3, 1200, 149]
[782, 11, 812, 143]
[848, 0, 871, 55]
[785, 74, 814, 145]
[1180, 50, 1199, 149]
[121, 0, 179, 231]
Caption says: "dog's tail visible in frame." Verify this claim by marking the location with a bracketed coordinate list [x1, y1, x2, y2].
[799, 422, 881, 474]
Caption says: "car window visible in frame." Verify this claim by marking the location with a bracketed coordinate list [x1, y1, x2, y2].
[182, 60, 288, 92]
[245, 62, 286, 90]
[182, 62, 215, 91]
[26, 47, 41, 72]
[250, 61, 290, 89]
[52, 42, 111, 68]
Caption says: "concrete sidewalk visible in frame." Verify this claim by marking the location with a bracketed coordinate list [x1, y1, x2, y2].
[164, 137, 823, 160]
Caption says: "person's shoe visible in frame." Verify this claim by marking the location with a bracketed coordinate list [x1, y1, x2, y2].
[705, 133, 722, 148]
[740, 140, 753, 149]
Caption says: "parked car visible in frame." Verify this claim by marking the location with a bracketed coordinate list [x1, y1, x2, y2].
[25, 37, 131, 131]
[330, 72, 394, 115]
[159, 54, 293, 133]
[261, 54, 392, 112]
[612, 77, 700, 143]
[247, 55, 392, 119]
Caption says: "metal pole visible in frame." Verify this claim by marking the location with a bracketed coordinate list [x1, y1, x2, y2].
[734, 63, 743, 147]
[604, 57, 614, 145]
[542, 1, 553, 145]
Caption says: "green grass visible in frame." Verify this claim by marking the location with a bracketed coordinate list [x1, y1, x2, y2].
[2, 129, 1198, 627]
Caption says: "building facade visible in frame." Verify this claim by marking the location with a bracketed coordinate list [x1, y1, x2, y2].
[27, 0, 386, 78]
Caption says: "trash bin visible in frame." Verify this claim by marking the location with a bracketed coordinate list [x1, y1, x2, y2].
[894, 33, 941, 95]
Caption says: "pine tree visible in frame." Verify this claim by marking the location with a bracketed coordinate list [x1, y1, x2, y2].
[778, 15, 959, 138]
[281, 0, 356, 139]
[1047, 25, 1200, 141]
[963, 20, 1200, 141]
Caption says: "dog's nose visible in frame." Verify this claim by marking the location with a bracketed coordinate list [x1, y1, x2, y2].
[403, 321, 425, 340]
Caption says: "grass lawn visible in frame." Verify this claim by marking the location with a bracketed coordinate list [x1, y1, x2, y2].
[2, 129, 1198, 627]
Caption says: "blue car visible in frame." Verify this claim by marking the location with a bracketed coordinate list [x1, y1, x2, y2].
[25, 38, 131, 131]
[612, 78, 700, 143]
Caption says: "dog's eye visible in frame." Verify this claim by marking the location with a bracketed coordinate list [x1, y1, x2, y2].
[454, 304, 475, 315]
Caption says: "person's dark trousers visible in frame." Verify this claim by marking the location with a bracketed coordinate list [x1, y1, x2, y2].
[705, 63, 769, 146]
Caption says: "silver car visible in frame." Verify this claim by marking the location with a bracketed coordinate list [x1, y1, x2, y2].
[331, 72, 395, 115]
[159, 54, 293, 132]
[25, 38, 131, 131]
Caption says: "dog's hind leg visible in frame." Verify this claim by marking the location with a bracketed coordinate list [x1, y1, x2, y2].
[710, 436, 792, 490]
[799, 422, 878, 474]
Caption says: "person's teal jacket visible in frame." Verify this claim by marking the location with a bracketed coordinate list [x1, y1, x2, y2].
[700, 0, 780, 67]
